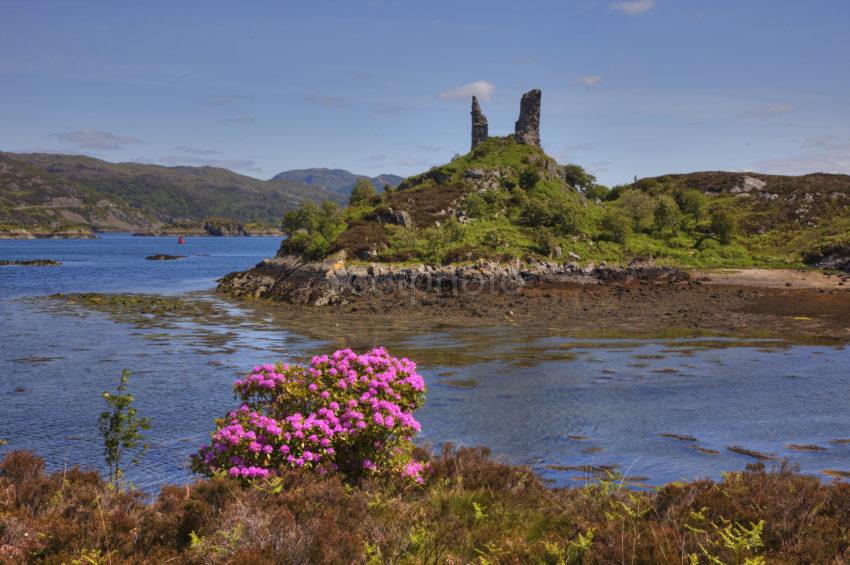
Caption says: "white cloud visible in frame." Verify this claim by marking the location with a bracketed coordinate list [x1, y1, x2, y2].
[586, 160, 614, 174]
[52, 129, 141, 150]
[736, 104, 795, 120]
[576, 75, 602, 87]
[437, 80, 495, 101]
[610, 0, 655, 15]
[753, 144, 850, 175]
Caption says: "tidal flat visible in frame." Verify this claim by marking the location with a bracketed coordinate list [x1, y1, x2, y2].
[22, 283, 850, 490]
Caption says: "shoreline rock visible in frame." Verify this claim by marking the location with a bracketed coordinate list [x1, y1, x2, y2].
[0, 227, 96, 239]
[145, 254, 185, 261]
[132, 222, 283, 237]
[217, 252, 688, 306]
[0, 259, 62, 266]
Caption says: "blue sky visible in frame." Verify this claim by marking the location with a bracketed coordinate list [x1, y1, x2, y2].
[1, 0, 849, 185]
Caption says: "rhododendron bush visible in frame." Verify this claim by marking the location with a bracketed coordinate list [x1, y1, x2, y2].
[192, 347, 427, 483]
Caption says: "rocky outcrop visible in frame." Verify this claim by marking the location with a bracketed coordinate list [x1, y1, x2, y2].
[0, 259, 61, 266]
[218, 252, 687, 306]
[514, 89, 541, 146]
[0, 227, 95, 239]
[471, 96, 489, 149]
[145, 254, 185, 261]
[374, 207, 413, 228]
[804, 244, 850, 273]
[133, 222, 283, 237]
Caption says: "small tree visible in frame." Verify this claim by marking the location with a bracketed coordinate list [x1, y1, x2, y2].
[562, 164, 596, 191]
[600, 209, 632, 243]
[710, 209, 738, 244]
[349, 178, 378, 206]
[673, 188, 707, 219]
[282, 201, 321, 235]
[518, 167, 540, 191]
[98, 370, 151, 484]
[653, 195, 682, 234]
[618, 189, 655, 232]
[584, 183, 610, 201]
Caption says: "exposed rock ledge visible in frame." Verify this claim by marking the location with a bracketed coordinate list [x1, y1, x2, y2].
[217, 252, 688, 306]
[0, 259, 62, 267]
[0, 227, 96, 239]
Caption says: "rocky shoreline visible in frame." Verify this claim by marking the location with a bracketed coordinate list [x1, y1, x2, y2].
[218, 251, 688, 305]
[132, 221, 283, 237]
[0, 259, 61, 266]
[0, 227, 96, 239]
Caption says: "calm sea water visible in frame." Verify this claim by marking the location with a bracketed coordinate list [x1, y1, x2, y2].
[1, 234, 849, 491]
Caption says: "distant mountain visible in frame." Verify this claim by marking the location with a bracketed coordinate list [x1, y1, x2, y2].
[272, 168, 404, 199]
[0, 152, 345, 234]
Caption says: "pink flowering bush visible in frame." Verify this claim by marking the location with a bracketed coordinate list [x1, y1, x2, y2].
[192, 347, 428, 484]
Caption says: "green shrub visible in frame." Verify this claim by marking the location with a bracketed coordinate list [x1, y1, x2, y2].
[518, 167, 540, 191]
[280, 200, 346, 258]
[463, 189, 509, 219]
[618, 189, 656, 231]
[584, 184, 610, 201]
[599, 210, 632, 243]
[98, 370, 151, 485]
[349, 178, 378, 206]
[517, 197, 582, 235]
[604, 184, 628, 201]
[653, 195, 682, 234]
[710, 209, 738, 244]
[536, 228, 561, 257]
[562, 164, 596, 191]
[673, 188, 707, 219]
[481, 227, 508, 250]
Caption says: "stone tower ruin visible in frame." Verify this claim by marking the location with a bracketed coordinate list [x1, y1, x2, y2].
[469, 89, 541, 150]
[513, 89, 541, 147]
[471, 96, 488, 149]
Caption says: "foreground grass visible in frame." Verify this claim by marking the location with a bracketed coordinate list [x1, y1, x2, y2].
[2, 448, 848, 563]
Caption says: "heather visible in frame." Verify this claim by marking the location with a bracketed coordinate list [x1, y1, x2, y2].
[2, 448, 850, 563]
[2, 348, 850, 562]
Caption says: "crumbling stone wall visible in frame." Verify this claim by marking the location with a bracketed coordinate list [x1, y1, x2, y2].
[514, 89, 541, 146]
[471, 96, 488, 149]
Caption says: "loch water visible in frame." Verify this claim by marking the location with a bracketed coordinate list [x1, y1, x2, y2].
[1, 234, 849, 491]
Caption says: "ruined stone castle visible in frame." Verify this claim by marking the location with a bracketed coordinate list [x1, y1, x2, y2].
[471, 89, 541, 150]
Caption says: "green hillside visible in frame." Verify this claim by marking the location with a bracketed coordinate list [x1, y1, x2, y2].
[278, 136, 850, 269]
[0, 152, 344, 233]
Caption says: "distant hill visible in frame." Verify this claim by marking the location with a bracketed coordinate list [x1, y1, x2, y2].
[272, 168, 404, 199]
[0, 152, 345, 234]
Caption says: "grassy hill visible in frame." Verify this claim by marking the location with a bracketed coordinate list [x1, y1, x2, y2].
[0, 152, 344, 234]
[277, 136, 850, 269]
[272, 168, 403, 199]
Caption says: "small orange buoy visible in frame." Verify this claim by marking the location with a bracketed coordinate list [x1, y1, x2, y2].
[178, 235, 185, 244]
